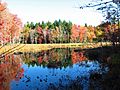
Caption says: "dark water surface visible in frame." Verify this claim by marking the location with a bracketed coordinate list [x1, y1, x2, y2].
[0, 48, 108, 90]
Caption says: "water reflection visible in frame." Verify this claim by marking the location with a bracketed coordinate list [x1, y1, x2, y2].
[0, 48, 108, 90]
[21, 48, 88, 68]
[71, 50, 87, 64]
[0, 55, 24, 90]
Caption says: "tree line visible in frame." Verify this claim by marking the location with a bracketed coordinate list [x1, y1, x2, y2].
[21, 20, 96, 44]
[0, 1, 120, 46]
[20, 20, 120, 45]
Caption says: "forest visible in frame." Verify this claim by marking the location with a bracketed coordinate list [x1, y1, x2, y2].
[0, 1, 120, 46]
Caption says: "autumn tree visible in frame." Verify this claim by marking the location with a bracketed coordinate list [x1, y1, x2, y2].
[21, 24, 30, 43]
[87, 26, 96, 42]
[71, 24, 95, 43]
[79, 0, 120, 46]
[0, 1, 22, 45]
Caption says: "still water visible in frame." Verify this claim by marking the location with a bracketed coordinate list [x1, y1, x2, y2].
[0, 48, 108, 90]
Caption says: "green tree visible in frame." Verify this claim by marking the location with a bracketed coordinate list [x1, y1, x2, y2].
[21, 25, 30, 43]
[30, 22, 35, 29]
[41, 21, 46, 29]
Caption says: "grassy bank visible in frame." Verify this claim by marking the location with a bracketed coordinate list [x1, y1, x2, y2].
[0, 42, 111, 54]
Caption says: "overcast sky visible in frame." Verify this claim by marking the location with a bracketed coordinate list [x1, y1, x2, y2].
[3, 0, 105, 26]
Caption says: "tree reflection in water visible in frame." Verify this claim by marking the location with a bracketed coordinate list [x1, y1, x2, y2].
[21, 48, 88, 68]
[0, 48, 109, 90]
[71, 50, 87, 64]
[0, 54, 24, 90]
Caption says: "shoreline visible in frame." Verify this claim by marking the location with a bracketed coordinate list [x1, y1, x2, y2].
[0, 42, 111, 54]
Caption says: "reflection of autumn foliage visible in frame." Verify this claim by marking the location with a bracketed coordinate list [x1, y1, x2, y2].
[71, 50, 87, 64]
[50, 50, 60, 61]
[22, 49, 70, 67]
[38, 56, 43, 64]
[22, 49, 88, 67]
[0, 55, 24, 90]
[37, 49, 64, 64]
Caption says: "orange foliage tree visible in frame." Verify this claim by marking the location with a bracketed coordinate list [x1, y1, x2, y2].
[71, 24, 96, 43]
[0, 1, 22, 45]
[71, 24, 80, 42]
[87, 26, 96, 42]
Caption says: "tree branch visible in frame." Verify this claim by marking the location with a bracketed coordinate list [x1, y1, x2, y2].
[79, 1, 113, 9]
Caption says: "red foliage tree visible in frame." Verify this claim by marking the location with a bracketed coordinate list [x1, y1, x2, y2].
[71, 24, 87, 43]
[0, 1, 22, 45]
[71, 24, 80, 42]
[36, 26, 43, 34]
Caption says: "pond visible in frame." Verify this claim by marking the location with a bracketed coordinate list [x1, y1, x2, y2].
[0, 48, 109, 90]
